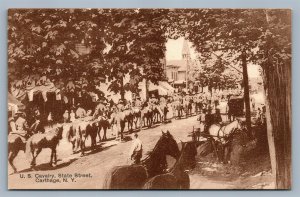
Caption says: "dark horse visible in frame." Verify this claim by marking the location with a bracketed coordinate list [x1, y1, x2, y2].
[143, 141, 198, 189]
[8, 125, 44, 173]
[26, 126, 63, 167]
[66, 121, 98, 156]
[103, 131, 180, 189]
[8, 134, 28, 173]
[97, 117, 110, 142]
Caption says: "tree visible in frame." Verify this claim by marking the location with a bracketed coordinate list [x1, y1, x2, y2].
[166, 9, 291, 188]
[104, 9, 168, 100]
[8, 9, 109, 91]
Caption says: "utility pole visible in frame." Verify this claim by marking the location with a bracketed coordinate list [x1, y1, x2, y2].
[186, 56, 189, 91]
[241, 50, 252, 136]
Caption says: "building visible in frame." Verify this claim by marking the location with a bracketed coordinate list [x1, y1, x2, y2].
[166, 39, 195, 89]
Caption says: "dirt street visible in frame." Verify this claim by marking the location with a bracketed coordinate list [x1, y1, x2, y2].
[8, 115, 273, 189]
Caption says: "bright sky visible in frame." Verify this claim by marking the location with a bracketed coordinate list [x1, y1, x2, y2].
[165, 37, 197, 61]
[165, 37, 261, 78]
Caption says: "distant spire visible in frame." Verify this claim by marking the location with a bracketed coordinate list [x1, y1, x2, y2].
[182, 39, 190, 59]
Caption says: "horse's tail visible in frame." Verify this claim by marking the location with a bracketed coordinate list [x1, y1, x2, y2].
[25, 137, 33, 161]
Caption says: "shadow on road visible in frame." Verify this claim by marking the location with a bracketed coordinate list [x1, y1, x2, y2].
[84, 144, 117, 156]
[16, 158, 78, 174]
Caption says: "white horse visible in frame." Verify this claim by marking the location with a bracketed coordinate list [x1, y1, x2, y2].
[208, 119, 245, 144]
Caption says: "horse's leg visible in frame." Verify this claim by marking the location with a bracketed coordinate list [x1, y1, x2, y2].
[30, 147, 36, 167]
[50, 148, 54, 166]
[103, 125, 107, 141]
[54, 148, 58, 165]
[33, 148, 42, 167]
[71, 140, 76, 153]
[120, 121, 125, 140]
[80, 138, 85, 156]
[98, 124, 102, 142]
[8, 151, 17, 173]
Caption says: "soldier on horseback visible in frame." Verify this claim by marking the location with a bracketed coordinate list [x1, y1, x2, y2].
[9, 111, 30, 139]
[30, 108, 45, 134]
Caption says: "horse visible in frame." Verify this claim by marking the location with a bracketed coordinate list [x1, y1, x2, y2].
[8, 123, 44, 173]
[66, 120, 98, 155]
[26, 126, 63, 167]
[143, 141, 198, 189]
[206, 119, 246, 163]
[123, 109, 135, 133]
[103, 131, 180, 189]
[96, 116, 110, 142]
[8, 134, 27, 173]
[131, 107, 142, 130]
[141, 107, 153, 128]
[152, 105, 167, 124]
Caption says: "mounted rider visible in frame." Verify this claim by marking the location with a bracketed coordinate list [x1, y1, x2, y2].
[76, 103, 87, 118]
[93, 98, 108, 119]
[117, 99, 125, 112]
[134, 96, 142, 109]
[30, 108, 45, 134]
[9, 111, 30, 140]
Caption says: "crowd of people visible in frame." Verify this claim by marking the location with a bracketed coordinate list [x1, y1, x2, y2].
[8, 85, 266, 143]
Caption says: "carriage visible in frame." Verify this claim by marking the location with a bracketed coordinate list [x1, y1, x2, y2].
[227, 96, 245, 121]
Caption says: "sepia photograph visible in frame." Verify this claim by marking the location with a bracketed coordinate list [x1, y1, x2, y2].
[7, 8, 291, 190]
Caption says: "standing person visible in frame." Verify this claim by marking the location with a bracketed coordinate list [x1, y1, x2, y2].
[214, 108, 222, 124]
[107, 94, 115, 108]
[70, 109, 76, 122]
[204, 108, 214, 134]
[129, 133, 143, 164]
[109, 106, 119, 139]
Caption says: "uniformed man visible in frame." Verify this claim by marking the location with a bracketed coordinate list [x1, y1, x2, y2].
[129, 133, 143, 164]
[10, 111, 29, 136]
[30, 109, 44, 134]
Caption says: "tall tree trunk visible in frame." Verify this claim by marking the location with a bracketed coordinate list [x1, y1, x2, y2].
[263, 10, 291, 189]
[241, 51, 252, 135]
[263, 61, 291, 189]
[145, 79, 149, 102]
[263, 71, 277, 184]
[120, 78, 125, 100]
